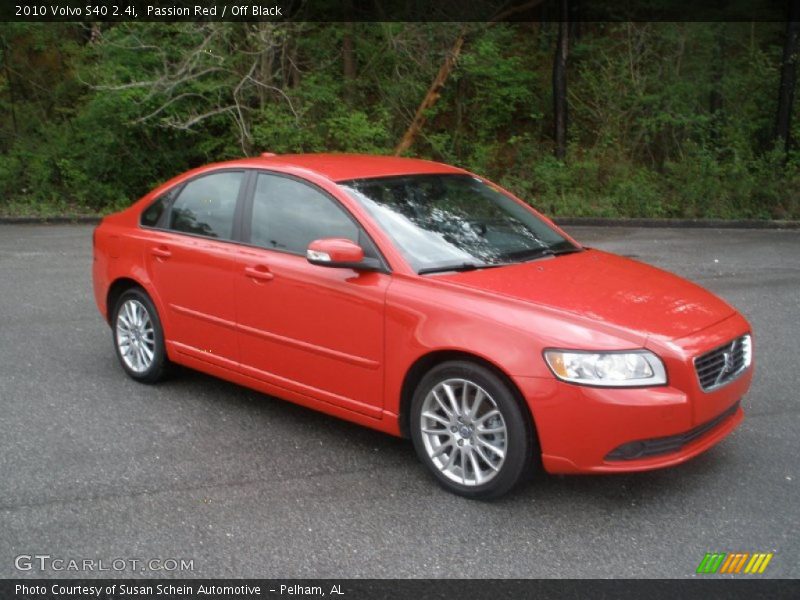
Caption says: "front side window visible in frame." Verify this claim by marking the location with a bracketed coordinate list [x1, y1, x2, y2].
[250, 173, 359, 254]
[169, 171, 244, 239]
[341, 174, 579, 273]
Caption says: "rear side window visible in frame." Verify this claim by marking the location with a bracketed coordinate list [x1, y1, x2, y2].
[169, 171, 244, 239]
[250, 173, 359, 253]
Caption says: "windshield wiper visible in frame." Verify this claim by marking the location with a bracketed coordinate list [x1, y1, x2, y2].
[549, 246, 584, 256]
[418, 262, 513, 275]
[503, 245, 584, 262]
[419, 247, 585, 275]
[502, 247, 555, 261]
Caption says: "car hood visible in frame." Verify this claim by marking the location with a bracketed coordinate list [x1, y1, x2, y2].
[436, 249, 736, 342]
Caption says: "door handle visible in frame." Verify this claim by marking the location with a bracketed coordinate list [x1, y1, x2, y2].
[244, 265, 274, 282]
[151, 246, 172, 259]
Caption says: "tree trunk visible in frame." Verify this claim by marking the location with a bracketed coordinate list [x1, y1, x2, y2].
[342, 0, 356, 101]
[392, 2, 543, 155]
[569, 0, 581, 42]
[343, 23, 356, 80]
[775, 2, 800, 152]
[394, 30, 466, 156]
[0, 36, 18, 138]
[709, 24, 725, 145]
[257, 23, 272, 110]
[343, 22, 356, 102]
[289, 28, 300, 88]
[553, 0, 569, 160]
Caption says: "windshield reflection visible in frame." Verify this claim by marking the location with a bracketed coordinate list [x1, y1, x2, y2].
[341, 174, 577, 273]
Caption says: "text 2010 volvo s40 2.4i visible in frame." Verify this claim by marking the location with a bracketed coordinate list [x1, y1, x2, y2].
[92, 154, 753, 498]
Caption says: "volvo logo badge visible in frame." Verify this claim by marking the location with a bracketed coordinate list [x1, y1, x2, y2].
[715, 341, 737, 385]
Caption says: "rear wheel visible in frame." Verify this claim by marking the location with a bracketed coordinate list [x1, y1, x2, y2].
[410, 360, 535, 499]
[112, 288, 168, 383]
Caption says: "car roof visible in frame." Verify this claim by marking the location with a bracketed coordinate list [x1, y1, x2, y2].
[231, 153, 468, 182]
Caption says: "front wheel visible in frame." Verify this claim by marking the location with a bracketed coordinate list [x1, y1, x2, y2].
[410, 361, 536, 499]
[112, 288, 168, 383]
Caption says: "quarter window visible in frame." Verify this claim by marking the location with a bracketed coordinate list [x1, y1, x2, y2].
[169, 171, 243, 239]
[141, 196, 166, 227]
[250, 173, 359, 254]
[141, 186, 181, 228]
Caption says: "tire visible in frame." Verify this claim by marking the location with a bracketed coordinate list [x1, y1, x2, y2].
[410, 360, 536, 500]
[112, 288, 169, 383]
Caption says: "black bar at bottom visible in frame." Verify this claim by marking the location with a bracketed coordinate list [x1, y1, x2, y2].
[2, 579, 798, 600]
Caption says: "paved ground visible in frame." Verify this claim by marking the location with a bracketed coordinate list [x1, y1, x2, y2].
[0, 224, 797, 579]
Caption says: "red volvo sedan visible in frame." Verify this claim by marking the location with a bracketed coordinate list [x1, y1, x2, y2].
[92, 154, 753, 498]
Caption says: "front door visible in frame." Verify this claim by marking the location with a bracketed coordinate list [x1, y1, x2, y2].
[234, 171, 389, 418]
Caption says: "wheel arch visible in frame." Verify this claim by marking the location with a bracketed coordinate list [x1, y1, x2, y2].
[106, 278, 141, 323]
[105, 276, 165, 327]
[398, 350, 540, 452]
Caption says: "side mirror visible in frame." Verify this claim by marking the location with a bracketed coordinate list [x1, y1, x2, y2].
[306, 238, 372, 269]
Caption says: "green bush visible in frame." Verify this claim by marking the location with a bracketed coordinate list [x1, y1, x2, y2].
[1, 22, 798, 220]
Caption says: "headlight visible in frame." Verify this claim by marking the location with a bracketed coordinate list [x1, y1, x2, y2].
[543, 349, 667, 387]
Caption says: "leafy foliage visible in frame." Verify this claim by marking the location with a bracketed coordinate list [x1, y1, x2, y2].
[0, 22, 797, 218]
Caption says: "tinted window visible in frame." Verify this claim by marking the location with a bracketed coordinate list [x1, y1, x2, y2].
[250, 173, 359, 254]
[141, 196, 166, 227]
[169, 171, 243, 239]
[140, 186, 180, 228]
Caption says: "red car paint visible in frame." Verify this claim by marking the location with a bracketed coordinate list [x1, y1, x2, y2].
[92, 154, 752, 473]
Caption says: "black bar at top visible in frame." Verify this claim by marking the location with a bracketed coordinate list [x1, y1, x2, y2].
[0, 0, 793, 23]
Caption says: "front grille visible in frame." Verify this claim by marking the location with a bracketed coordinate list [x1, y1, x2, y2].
[694, 334, 751, 392]
[605, 401, 740, 461]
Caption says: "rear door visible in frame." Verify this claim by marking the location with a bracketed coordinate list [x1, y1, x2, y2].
[233, 171, 390, 418]
[145, 169, 247, 368]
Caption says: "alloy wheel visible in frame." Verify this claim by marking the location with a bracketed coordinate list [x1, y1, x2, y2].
[115, 298, 156, 373]
[419, 378, 508, 486]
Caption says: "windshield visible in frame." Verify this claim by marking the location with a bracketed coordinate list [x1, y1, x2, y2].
[340, 174, 579, 273]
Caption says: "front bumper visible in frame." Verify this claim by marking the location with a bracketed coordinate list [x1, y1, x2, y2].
[604, 400, 741, 461]
[516, 314, 752, 474]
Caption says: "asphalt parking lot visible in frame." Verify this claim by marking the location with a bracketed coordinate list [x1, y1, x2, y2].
[0, 224, 797, 579]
